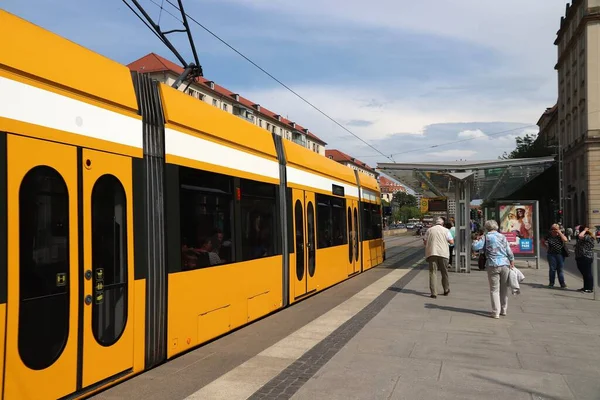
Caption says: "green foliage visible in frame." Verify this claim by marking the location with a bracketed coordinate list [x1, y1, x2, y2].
[392, 191, 417, 208]
[500, 134, 556, 159]
[394, 206, 422, 222]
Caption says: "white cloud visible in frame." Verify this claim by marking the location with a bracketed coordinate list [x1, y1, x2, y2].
[458, 129, 487, 139]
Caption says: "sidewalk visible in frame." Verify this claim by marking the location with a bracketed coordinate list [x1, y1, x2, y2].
[290, 259, 600, 400]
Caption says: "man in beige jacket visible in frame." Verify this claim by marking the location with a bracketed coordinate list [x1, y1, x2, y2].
[424, 217, 454, 298]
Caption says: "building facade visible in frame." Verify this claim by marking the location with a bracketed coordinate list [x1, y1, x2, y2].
[378, 175, 406, 203]
[325, 149, 379, 178]
[536, 104, 558, 147]
[128, 53, 327, 155]
[555, 1, 600, 228]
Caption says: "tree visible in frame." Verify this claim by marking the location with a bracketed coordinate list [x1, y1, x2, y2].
[394, 205, 422, 222]
[392, 192, 417, 208]
[500, 134, 555, 159]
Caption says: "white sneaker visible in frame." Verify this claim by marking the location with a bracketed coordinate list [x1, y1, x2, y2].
[490, 313, 499, 319]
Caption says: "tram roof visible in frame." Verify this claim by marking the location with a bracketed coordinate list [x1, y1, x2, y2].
[377, 156, 555, 201]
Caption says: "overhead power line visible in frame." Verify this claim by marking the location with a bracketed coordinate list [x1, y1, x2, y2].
[355, 125, 538, 159]
[157, 0, 393, 162]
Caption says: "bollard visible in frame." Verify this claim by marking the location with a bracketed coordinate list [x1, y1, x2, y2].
[594, 251, 599, 301]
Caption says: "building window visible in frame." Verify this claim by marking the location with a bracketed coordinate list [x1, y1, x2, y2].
[266, 122, 271, 131]
[212, 99, 218, 107]
[239, 179, 279, 261]
[223, 104, 228, 112]
[179, 167, 234, 269]
[316, 194, 347, 248]
[259, 119, 263, 128]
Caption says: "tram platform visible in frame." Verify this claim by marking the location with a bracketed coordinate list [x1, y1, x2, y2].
[93, 238, 600, 400]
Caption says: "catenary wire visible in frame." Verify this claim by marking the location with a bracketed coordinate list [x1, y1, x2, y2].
[158, 0, 394, 162]
[355, 124, 538, 158]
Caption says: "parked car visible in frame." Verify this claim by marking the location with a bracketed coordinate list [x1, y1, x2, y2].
[397, 224, 406, 229]
[406, 223, 415, 229]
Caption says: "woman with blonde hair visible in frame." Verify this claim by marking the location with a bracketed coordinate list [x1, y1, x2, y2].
[472, 220, 515, 318]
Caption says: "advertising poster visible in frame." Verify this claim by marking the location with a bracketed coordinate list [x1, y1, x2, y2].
[497, 202, 535, 256]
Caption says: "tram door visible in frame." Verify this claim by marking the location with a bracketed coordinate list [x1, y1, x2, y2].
[291, 189, 317, 299]
[3, 136, 135, 400]
[347, 200, 360, 275]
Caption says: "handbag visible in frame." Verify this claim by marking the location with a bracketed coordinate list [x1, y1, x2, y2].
[561, 244, 570, 258]
[478, 235, 487, 270]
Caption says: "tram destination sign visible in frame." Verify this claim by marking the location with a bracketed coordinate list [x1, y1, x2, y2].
[332, 184, 345, 197]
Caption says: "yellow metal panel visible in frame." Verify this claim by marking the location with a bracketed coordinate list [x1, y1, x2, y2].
[159, 85, 278, 158]
[283, 141, 357, 185]
[133, 279, 146, 373]
[4, 135, 78, 400]
[0, 303, 5, 399]
[0, 10, 137, 110]
[362, 241, 373, 270]
[0, 10, 138, 112]
[313, 246, 349, 289]
[358, 173, 380, 193]
[167, 256, 283, 358]
[81, 149, 134, 387]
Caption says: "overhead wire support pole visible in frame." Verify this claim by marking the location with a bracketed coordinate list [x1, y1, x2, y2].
[124, 0, 203, 88]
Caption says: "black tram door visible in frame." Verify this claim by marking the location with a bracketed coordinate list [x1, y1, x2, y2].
[347, 199, 360, 275]
[3, 135, 135, 400]
[291, 188, 316, 299]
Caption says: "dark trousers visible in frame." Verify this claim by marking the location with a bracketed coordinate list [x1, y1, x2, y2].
[575, 257, 594, 291]
[449, 245, 454, 265]
[547, 253, 566, 287]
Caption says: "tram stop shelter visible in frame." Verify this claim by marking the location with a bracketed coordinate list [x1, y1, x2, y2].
[377, 157, 555, 273]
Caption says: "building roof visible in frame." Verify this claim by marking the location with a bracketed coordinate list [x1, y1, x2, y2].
[379, 175, 405, 190]
[325, 149, 376, 173]
[536, 103, 558, 126]
[128, 53, 327, 145]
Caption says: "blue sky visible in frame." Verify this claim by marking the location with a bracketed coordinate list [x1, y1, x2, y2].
[3, 0, 569, 164]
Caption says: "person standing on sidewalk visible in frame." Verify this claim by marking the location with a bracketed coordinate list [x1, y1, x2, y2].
[542, 224, 569, 289]
[444, 221, 456, 268]
[424, 217, 454, 299]
[574, 226, 595, 293]
[472, 220, 515, 319]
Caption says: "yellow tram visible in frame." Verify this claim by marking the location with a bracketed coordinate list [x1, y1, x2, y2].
[0, 10, 384, 399]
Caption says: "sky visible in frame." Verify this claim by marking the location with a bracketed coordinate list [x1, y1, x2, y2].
[3, 0, 569, 166]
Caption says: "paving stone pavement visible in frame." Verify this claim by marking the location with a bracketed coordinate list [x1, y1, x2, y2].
[289, 259, 600, 400]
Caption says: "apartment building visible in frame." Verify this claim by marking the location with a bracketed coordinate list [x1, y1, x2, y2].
[555, 0, 600, 227]
[378, 175, 406, 203]
[325, 149, 378, 178]
[536, 104, 558, 147]
[127, 53, 327, 155]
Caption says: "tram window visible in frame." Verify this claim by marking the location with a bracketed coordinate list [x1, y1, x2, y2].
[179, 167, 234, 270]
[240, 179, 279, 261]
[286, 188, 294, 253]
[316, 194, 347, 248]
[362, 203, 374, 240]
[18, 166, 70, 370]
[91, 174, 128, 346]
[371, 204, 383, 239]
